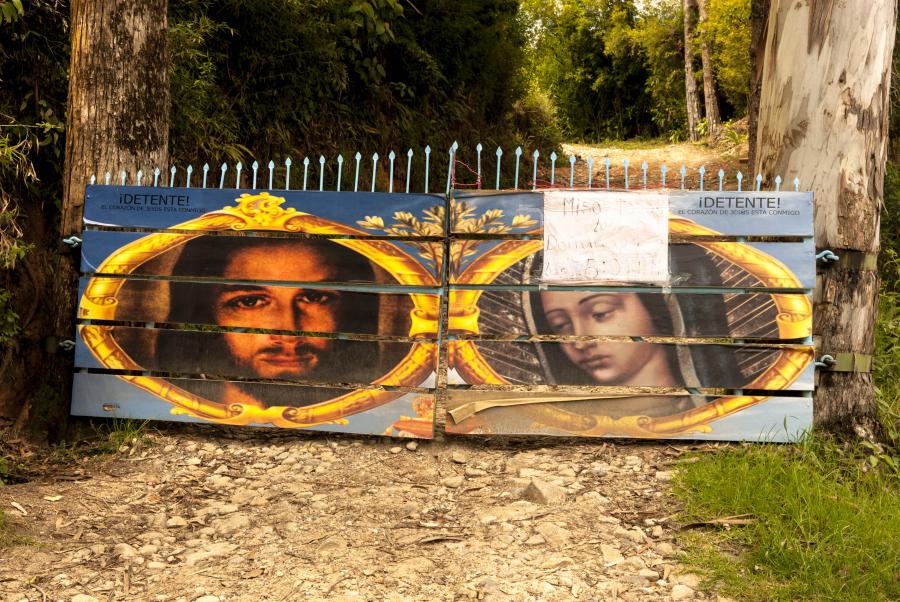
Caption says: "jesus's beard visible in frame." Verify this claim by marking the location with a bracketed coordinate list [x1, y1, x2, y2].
[223, 380, 343, 408]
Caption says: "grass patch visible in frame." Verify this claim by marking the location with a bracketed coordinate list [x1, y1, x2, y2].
[95, 417, 153, 454]
[673, 437, 900, 601]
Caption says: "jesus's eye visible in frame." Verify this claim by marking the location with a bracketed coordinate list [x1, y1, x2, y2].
[224, 294, 270, 310]
[296, 290, 335, 305]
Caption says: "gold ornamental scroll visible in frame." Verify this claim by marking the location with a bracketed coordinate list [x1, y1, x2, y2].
[80, 193, 440, 428]
[447, 214, 813, 437]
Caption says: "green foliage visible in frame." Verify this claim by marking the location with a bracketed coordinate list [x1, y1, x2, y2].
[168, 0, 529, 164]
[0, 289, 19, 343]
[628, 0, 687, 136]
[510, 89, 564, 152]
[520, 0, 655, 141]
[520, 0, 752, 141]
[0, 0, 23, 24]
[700, 0, 750, 114]
[674, 436, 900, 601]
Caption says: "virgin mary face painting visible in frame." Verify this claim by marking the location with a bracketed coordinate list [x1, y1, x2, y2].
[538, 291, 677, 386]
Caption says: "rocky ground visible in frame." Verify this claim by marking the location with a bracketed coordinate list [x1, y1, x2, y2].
[0, 426, 724, 602]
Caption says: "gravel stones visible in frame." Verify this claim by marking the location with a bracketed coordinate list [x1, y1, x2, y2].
[521, 478, 567, 505]
[0, 431, 706, 602]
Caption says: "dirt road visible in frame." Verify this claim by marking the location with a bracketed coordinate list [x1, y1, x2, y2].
[0, 427, 714, 601]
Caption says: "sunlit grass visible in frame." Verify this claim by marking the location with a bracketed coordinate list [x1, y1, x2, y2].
[674, 436, 900, 601]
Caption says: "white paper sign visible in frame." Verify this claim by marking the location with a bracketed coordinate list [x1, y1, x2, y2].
[542, 190, 669, 283]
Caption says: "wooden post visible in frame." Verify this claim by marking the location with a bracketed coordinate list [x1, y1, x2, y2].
[754, 0, 897, 440]
[21, 0, 170, 436]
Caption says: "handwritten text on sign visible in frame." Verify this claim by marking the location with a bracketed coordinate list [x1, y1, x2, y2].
[542, 191, 669, 283]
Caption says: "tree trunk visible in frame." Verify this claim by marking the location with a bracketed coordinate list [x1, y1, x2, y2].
[683, 0, 702, 142]
[755, 0, 897, 440]
[696, 0, 721, 138]
[16, 0, 170, 438]
[748, 0, 770, 170]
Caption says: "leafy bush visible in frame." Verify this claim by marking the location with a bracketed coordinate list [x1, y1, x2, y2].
[168, 0, 530, 164]
[510, 89, 564, 153]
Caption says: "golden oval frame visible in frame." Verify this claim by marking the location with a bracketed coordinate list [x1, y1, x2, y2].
[446, 215, 813, 437]
[79, 193, 441, 428]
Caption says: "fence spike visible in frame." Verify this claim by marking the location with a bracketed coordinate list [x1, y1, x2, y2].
[152, 168, 158, 187]
[775, 175, 782, 192]
[569, 155, 576, 188]
[354, 151, 362, 192]
[121, 170, 127, 186]
[642, 160, 648, 190]
[371, 152, 379, 193]
[736, 171, 743, 192]
[405, 149, 412, 193]
[604, 158, 611, 189]
[284, 157, 292, 190]
[136, 169, 143, 186]
[251, 160, 259, 189]
[445, 146, 455, 195]
[587, 156, 594, 189]
[388, 150, 396, 193]
[166, 166, 174, 187]
[793, 177, 801, 191]
[660, 164, 668, 187]
[267, 160, 274, 189]
[235, 162, 243, 189]
[186, 165, 194, 188]
[718, 168, 725, 191]
[218, 163, 227, 189]
[679, 165, 686, 191]
[203, 163, 210, 189]
[495, 147, 503, 190]
[302, 157, 310, 191]
[319, 155, 326, 192]
[756, 174, 763, 191]
[698, 165, 706, 192]
[514, 147, 522, 190]
[532, 149, 540, 191]
[476, 143, 483, 189]
[90, 174, 96, 185]
[424, 145, 431, 193]
[549, 151, 557, 186]
[337, 154, 344, 192]
[623, 159, 629, 190]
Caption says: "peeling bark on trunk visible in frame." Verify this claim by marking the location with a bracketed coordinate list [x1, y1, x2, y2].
[755, 0, 897, 440]
[748, 0, 771, 170]
[696, 0, 721, 138]
[683, 0, 702, 142]
[18, 0, 169, 438]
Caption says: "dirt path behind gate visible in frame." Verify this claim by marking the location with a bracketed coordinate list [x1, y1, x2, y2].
[0, 428, 716, 602]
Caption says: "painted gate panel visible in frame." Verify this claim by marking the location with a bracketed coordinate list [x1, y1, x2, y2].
[449, 289, 812, 340]
[445, 340, 814, 390]
[448, 240, 814, 289]
[78, 276, 440, 339]
[444, 390, 811, 442]
[84, 186, 447, 237]
[72, 373, 434, 437]
[450, 190, 814, 236]
[80, 230, 443, 287]
[74, 325, 437, 388]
